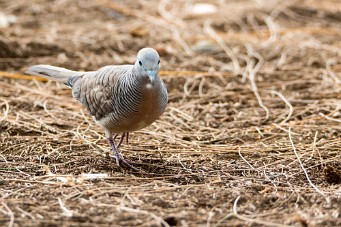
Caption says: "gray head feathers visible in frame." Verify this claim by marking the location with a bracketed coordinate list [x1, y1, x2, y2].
[135, 48, 161, 84]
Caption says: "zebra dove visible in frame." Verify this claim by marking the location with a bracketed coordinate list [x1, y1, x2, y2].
[26, 48, 168, 170]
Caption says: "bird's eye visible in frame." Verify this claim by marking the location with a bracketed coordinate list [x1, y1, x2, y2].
[158, 60, 160, 64]
[139, 60, 142, 66]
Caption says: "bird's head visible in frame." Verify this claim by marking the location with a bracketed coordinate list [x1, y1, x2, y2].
[135, 48, 160, 85]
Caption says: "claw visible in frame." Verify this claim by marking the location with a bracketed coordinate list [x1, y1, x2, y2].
[111, 154, 138, 171]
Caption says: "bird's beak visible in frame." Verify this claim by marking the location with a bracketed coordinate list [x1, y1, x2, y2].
[147, 70, 157, 85]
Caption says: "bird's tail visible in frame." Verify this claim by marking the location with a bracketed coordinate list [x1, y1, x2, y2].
[26, 65, 79, 84]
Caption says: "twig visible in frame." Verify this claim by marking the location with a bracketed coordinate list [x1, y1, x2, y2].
[214, 213, 234, 227]
[288, 127, 325, 197]
[238, 148, 254, 170]
[170, 27, 193, 55]
[203, 20, 241, 74]
[206, 208, 215, 227]
[262, 11, 278, 46]
[15, 206, 35, 220]
[246, 59, 270, 120]
[157, 0, 184, 27]
[0, 99, 9, 122]
[270, 90, 293, 124]
[242, 44, 270, 120]
[277, 52, 287, 67]
[232, 196, 290, 227]
[245, 44, 264, 77]
[255, 127, 264, 137]
[326, 59, 341, 84]
[273, 123, 299, 135]
[1, 202, 14, 227]
[310, 131, 323, 166]
[319, 113, 341, 123]
[58, 198, 73, 217]
[0, 71, 47, 81]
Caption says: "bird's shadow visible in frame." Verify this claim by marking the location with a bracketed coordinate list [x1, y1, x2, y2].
[104, 152, 175, 175]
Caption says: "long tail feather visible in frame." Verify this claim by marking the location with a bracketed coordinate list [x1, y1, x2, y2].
[26, 65, 78, 83]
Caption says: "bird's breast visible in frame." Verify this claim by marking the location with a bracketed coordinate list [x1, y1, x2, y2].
[126, 81, 166, 130]
[98, 79, 167, 133]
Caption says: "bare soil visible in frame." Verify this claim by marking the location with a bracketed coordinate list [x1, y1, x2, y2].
[0, 0, 340, 226]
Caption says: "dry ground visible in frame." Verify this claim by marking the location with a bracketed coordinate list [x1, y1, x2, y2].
[0, 0, 341, 226]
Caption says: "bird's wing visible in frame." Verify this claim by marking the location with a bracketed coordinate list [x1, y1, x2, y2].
[71, 65, 135, 121]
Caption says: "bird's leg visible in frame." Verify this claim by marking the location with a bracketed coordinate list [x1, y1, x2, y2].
[116, 132, 126, 148]
[126, 132, 129, 145]
[107, 137, 121, 166]
[107, 133, 138, 171]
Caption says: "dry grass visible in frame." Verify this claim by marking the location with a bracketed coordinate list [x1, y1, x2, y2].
[0, 0, 340, 226]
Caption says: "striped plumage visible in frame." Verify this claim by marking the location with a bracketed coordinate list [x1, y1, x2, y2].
[26, 48, 168, 170]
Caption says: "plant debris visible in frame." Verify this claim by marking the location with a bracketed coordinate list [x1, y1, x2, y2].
[0, 0, 340, 226]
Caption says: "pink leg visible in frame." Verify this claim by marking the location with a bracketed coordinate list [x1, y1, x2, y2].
[107, 133, 138, 171]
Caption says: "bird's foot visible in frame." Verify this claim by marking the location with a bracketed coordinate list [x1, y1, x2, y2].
[108, 134, 138, 171]
[111, 154, 138, 171]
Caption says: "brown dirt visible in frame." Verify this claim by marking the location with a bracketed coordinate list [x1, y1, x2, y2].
[0, 0, 341, 226]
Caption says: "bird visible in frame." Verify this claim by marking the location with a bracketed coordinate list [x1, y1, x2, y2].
[26, 48, 168, 170]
